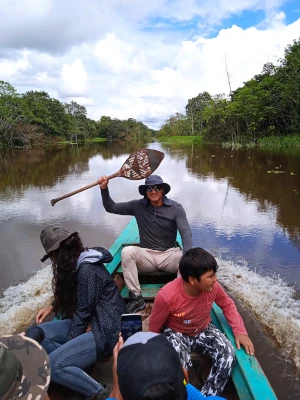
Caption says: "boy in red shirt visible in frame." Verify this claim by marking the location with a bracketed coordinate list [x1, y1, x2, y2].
[149, 247, 254, 397]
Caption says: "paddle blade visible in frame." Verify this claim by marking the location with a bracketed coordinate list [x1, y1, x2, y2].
[120, 148, 164, 180]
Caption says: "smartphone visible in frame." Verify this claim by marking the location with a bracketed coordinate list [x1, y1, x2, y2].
[121, 314, 142, 342]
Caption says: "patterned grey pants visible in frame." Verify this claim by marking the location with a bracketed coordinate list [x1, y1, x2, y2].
[163, 323, 235, 396]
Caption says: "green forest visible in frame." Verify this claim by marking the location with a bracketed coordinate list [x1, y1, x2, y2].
[158, 38, 300, 146]
[1, 38, 300, 147]
[0, 82, 154, 147]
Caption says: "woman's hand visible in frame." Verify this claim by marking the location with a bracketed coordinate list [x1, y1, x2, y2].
[36, 305, 53, 324]
[235, 334, 255, 356]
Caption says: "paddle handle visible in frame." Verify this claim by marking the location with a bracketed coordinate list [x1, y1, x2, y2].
[50, 170, 121, 206]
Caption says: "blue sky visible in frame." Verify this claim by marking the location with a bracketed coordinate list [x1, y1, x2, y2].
[142, 1, 300, 37]
[0, 0, 300, 128]
[222, 1, 300, 30]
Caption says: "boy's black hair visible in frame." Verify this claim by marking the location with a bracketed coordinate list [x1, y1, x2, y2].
[179, 247, 218, 282]
[142, 382, 187, 400]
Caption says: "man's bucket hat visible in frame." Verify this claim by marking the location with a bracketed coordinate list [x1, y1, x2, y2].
[40, 222, 78, 262]
[138, 175, 171, 196]
[0, 335, 50, 400]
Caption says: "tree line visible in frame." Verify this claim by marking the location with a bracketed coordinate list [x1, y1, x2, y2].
[158, 38, 300, 144]
[0, 82, 155, 147]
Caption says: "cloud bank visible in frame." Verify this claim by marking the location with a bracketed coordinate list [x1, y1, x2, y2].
[0, 0, 299, 128]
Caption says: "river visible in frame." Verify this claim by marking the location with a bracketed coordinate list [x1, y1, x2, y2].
[0, 140, 299, 399]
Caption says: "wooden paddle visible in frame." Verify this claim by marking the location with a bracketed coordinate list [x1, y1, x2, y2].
[50, 148, 165, 206]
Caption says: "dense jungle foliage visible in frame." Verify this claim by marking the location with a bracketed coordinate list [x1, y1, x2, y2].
[0, 83, 154, 147]
[158, 38, 300, 145]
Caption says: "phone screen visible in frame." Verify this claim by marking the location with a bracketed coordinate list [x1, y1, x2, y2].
[121, 314, 142, 342]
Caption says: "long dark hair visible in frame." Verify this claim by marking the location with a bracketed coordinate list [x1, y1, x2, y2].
[51, 234, 86, 318]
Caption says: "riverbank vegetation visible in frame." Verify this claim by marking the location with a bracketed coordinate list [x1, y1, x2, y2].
[158, 38, 300, 146]
[57, 137, 107, 145]
[0, 82, 154, 147]
[157, 135, 203, 145]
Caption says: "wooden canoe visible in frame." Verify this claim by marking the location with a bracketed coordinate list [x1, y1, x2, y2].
[105, 217, 277, 400]
[49, 217, 278, 400]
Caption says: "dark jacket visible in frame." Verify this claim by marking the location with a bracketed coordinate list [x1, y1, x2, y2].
[66, 247, 125, 360]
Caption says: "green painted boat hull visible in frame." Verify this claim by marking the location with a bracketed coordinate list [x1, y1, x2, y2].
[106, 218, 277, 400]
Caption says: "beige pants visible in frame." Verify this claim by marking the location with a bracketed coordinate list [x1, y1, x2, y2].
[121, 246, 183, 295]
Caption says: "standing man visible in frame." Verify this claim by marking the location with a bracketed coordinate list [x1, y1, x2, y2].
[98, 174, 192, 313]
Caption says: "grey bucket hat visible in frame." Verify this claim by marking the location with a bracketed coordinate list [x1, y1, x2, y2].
[0, 335, 50, 400]
[138, 175, 171, 196]
[40, 222, 78, 262]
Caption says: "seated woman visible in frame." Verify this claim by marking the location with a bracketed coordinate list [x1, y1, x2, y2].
[26, 223, 125, 400]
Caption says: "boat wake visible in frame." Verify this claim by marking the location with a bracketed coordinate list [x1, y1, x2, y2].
[217, 258, 300, 370]
[0, 265, 53, 335]
[0, 260, 299, 371]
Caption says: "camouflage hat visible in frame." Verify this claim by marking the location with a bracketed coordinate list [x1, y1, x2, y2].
[40, 222, 78, 262]
[0, 335, 50, 400]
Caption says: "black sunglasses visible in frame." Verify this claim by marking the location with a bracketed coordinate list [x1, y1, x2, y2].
[146, 184, 163, 193]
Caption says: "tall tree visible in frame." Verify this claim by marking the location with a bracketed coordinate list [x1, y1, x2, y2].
[64, 101, 88, 142]
[186, 92, 211, 135]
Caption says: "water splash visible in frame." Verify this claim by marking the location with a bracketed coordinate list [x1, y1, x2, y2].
[0, 265, 53, 335]
[217, 258, 300, 370]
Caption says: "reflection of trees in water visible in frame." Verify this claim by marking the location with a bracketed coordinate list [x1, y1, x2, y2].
[0, 141, 150, 200]
[0, 145, 96, 200]
[100, 139, 150, 160]
[162, 142, 300, 252]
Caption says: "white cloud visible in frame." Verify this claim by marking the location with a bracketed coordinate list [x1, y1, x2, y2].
[0, 1, 299, 127]
[94, 33, 148, 75]
[0, 50, 29, 77]
[61, 59, 89, 97]
[88, 13, 300, 125]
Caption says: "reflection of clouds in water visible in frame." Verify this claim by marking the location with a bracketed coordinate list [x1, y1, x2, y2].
[0, 147, 279, 244]
[157, 155, 282, 273]
[160, 162, 299, 284]
[160, 163, 278, 243]
[0, 145, 285, 270]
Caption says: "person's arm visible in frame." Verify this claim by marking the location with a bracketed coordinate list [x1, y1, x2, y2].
[214, 282, 254, 355]
[101, 188, 137, 215]
[98, 175, 137, 215]
[108, 335, 124, 400]
[149, 292, 170, 332]
[175, 205, 192, 252]
[67, 264, 102, 341]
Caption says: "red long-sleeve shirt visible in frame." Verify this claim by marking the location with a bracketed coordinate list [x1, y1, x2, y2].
[149, 278, 247, 337]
